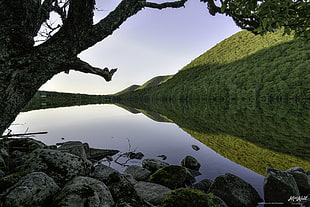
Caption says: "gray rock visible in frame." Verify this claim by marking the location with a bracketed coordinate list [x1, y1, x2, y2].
[0, 172, 59, 207]
[107, 173, 146, 206]
[149, 165, 195, 189]
[209, 194, 228, 207]
[91, 164, 120, 183]
[17, 149, 92, 186]
[57, 141, 88, 160]
[134, 181, 171, 205]
[52, 176, 114, 207]
[124, 165, 151, 181]
[1, 138, 46, 153]
[84, 143, 119, 161]
[209, 173, 262, 207]
[123, 173, 138, 185]
[288, 171, 310, 195]
[192, 178, 214, 193]
[264, 167, 300, 205]
[181, 155, 201, 171]
[142, 158, 169, 172]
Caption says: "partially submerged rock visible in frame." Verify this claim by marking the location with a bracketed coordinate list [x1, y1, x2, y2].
[209, 173, 262, 207]
[264, 167, 300, 205]
[181, 155, 201, 171]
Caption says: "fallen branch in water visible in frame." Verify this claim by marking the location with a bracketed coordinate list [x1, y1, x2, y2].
[0, 131, 48, 138]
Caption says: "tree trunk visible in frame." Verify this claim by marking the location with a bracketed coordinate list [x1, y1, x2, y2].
[0, 48, 65, 135]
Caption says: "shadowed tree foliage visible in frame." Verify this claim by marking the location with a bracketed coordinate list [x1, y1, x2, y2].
[0, 0, 309, 135]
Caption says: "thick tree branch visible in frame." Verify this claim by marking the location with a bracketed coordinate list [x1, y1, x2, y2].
[68, 58, 117, 82]
[143, 0, 187, 9]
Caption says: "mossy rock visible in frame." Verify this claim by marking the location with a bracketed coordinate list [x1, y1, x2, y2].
[161, 188, 214, 207]
[0, 171, 30, 193]
[149, 165, 194, 189]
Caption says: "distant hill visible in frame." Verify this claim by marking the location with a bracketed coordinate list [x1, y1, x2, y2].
[114, 75, 172, 95]
[118, 30, 310, 100]
[114, 85, 140, 96]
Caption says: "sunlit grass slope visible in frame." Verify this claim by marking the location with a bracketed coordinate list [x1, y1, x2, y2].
[119, 30, 310, 100]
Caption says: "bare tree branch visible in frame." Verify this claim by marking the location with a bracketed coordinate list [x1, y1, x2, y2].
[68, 58, 117, 82]
[143, 0, 187, 9]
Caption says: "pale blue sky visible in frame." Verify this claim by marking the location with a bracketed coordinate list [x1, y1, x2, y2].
[40, 0, 241, 95]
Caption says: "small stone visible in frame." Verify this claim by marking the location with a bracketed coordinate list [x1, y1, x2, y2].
[192, 145, 200, 151]
[181, 155, 201, 171]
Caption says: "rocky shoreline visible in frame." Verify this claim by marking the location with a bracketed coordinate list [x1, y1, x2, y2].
[0, 138, 309, 207]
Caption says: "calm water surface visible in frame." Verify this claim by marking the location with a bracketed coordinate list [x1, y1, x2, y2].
[10, 104, 266, 196]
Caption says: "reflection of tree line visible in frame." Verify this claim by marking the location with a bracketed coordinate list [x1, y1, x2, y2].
[119, 100, 310, 162]
[22, 91, 113, 112]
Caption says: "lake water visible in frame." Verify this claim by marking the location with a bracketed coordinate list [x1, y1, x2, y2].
[8, 100, 310, 199]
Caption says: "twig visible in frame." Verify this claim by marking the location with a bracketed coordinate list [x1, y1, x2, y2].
[0, 132, 48, 138]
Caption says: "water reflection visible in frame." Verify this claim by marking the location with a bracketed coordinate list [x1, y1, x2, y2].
[10, 97, 310, 197]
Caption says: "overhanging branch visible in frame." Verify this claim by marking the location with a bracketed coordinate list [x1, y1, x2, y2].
[68, 58, 117, 82]
[143, 0, 187, 9]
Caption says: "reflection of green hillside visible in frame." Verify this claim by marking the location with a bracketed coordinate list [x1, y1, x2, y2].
[118, 100, 310, 173]
[184, 129, 310, 175]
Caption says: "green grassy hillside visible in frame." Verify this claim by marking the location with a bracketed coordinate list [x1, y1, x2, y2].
[119, 30, 310, 100]
[114, 85, 140, 96]
[135, 75, 173, 90]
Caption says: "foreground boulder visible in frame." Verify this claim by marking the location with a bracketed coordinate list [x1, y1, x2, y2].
[149, 165, 195, 189]
[0, 172, 59, 207]
[52, 176, 114, 207]
[209, 173, 262, 207]
[264, 167, 300, 205]
[134, 181, 171, 206]
[287, 170, 310, 195]
[17, 149, 92, 186]
[161, 188, 227, 207]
